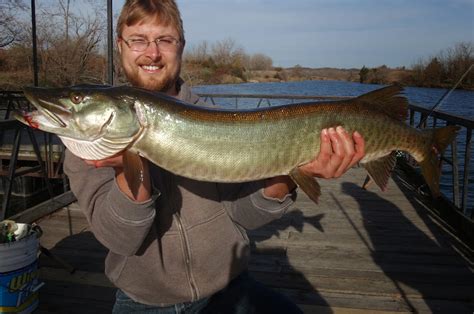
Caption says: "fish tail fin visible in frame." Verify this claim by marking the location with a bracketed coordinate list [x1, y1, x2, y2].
[419, 125, 460, 197]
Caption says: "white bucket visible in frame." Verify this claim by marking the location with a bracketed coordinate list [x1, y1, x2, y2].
[0, 224, 41, 314]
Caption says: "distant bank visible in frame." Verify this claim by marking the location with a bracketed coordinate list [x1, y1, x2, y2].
[225, 66, 474, 91]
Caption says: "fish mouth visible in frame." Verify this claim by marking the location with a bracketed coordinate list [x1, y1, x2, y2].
[32, 99, 69, 127]
[22, 88, 71, 128]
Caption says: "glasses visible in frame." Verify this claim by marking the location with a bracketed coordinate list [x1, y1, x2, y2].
[120, 36, 181, 52]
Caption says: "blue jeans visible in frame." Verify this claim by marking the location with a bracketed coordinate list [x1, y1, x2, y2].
[112, 272, 303, 314]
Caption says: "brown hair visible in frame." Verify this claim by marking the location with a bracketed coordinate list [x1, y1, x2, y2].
[117, 0, 185, 42]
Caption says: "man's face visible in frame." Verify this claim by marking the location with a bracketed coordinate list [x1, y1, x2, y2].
[117, 19, 183, 95]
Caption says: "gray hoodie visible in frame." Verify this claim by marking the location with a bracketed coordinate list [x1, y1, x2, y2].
[63, 82, 296, 306]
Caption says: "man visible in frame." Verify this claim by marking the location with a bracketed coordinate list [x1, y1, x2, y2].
[64, 0, 365, 313]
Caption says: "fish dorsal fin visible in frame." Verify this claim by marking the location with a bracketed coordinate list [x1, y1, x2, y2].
[356, 85, 408, 121]
[289, 167, 321, 204]
[361, 152, 397, 191]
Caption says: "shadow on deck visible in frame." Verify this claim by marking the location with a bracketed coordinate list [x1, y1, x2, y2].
[33, 167, 473, 313]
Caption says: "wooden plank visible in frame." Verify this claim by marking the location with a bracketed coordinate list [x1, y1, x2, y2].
[298, 304, 411, 314]
[38, 231, 107, 272]
[279, 288, 473, 313]
[249, 264, 473, 285]
[285, 231, 452, 248]
[37, 218, 90, 235]
[39, 267, 112, 288]
[252, 271, 474, 300]
[251, 229, 455, 251]
[39, 231, 104, 251]
[37, 202, 85, 218]
[36, 280, 115, 313]
[251, 242, 472, 270]
[8, 191, 76, 223]
[39, 248, 107, 272]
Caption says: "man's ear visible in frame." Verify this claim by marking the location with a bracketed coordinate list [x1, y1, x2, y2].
[117, 39, 123, 54]
[178, 39, 186, 55]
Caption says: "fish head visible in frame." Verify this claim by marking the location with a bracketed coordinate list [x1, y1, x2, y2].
[16, 85, 144, 160]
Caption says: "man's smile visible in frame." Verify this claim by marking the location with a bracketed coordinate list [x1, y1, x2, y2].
[140, 64, 164, 72]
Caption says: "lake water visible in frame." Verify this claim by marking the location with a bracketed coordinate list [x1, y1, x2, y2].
[193, 80, 474, 213]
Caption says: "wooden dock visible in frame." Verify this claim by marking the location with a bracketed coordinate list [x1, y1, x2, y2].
[32, 166, 473, 313]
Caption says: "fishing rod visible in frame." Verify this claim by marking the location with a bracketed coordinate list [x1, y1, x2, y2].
[417, 63, 473, 128]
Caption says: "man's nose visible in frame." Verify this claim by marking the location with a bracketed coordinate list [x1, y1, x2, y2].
[143, 41, 161, 58]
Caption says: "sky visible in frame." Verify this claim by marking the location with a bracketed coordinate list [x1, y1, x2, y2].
[113, 0, 472, 68]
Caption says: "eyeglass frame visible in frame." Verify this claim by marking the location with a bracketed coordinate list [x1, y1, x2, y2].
[119, 36, 182, 52]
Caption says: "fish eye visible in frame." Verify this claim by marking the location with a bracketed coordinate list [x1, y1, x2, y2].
[70, 93, 84, 104]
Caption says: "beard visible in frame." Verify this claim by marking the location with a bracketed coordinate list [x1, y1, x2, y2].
[120, 55, 182, 94]
[124, 66, 180, 94]
[127, 71, 175, 92]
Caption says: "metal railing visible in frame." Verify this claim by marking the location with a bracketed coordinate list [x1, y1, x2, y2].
[198, 93, 350, 108]
[0, 92, 61, 219]
[0, 91, 32, 119]
[408, 103, 473, 217]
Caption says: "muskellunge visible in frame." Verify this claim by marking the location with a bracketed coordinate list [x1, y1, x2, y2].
[15, 85, 459, 203]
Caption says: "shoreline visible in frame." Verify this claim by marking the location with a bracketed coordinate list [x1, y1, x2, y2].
[183, 67, 474, 91]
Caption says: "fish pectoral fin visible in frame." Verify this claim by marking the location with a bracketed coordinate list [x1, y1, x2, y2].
[361, 152, 397, 191]
[289, 167, 321, 204]
[123, 150, 145, 199]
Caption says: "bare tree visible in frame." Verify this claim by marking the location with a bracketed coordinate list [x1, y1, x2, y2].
[0, 0, 27, 47]
[405, 42, 473, 87]
[249, 53, 273, 71]
[184, 41, 210, 64]
[424, 57, 443, 85]
[442, 42, 473, 85]
[370, 65, 390, 84]
[35, 0, 107, 85]
[212, 38, 242, 66]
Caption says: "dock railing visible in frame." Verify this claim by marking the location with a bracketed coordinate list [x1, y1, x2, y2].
[0, 91, 64, 219]
[0, 91, 472, 223]
[408, 103, 473, 217]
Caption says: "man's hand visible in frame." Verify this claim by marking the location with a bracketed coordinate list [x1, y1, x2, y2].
[300, 126, 365, 178]
[264, 126, 365, 200]
[84, 155, 124, 168]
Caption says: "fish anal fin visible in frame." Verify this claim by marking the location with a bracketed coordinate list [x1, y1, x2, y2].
[289, 167, 321, 204]
[361, 152, 397, 191]
[123, 150, 145, 199]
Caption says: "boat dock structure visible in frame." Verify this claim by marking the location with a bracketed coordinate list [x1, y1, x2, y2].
[1, 92, 473, 313]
